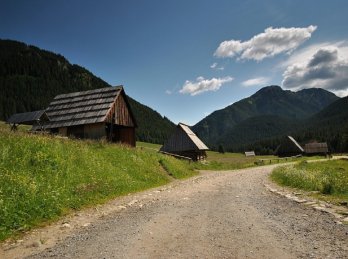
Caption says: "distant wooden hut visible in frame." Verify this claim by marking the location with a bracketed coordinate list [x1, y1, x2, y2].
[7, 110, 49, 131]
[160, 123, 209, 161]
[33, 86, 137, 146]
[304, 142, 329, 155]
[276, 136, 304, 157]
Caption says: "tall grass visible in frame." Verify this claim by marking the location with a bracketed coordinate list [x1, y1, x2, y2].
[271, 160, 348, 200]
[0, 128, 196, 241]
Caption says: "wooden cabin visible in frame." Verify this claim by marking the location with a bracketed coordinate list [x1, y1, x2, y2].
[160, 123, 209, 161]
[304, 142, 329, 155]
[32, 86, 137, 146]
[7, 110, 49, 131]
[276, 136, 304, 157]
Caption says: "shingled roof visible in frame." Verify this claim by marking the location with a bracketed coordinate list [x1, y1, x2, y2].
[288, 136, 304, 152]
[7, 110, 47, 125]
[40, 86, 131, 129]
[178, 123, 209, 151]
[276, 135, 304, 157]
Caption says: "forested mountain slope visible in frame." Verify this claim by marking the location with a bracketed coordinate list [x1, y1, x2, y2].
[228, 96, 348, 154]
[0, 39, 175, 144]
[193, 85, 339, 148]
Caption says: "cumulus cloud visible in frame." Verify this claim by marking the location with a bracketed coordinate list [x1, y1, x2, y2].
[165, 90, 172, 95]
[179, 76, 234, 96]
[215, 25, 317, 61]
[282, 44, 348, 96]
[215, 40, 244, 58]
[281, 41, 348, 67]
[242, 77, 270, 87]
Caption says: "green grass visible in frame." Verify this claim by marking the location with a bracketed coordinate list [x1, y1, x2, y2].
[137, 143, 282, 170]
[159, 157, 196, 179]
[0, 121, 330, 240]
[191, 151, 318, 171]
[0, 127, 196, 241]
[137, 139, 321, 171]
[0, 121, 31, 132]
[271, 159, 348, 202]
[137, 141, 161, 152]
[192, 151, 262, 170]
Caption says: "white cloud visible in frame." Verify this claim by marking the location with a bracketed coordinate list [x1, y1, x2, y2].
[210, 62, 218, 69]
[165, 90, 172, 95]
[282, 42, 348, 97]
[214, 40, 245, 58]
[242, 77, 270, 87]
[210, 62, 224, 70]
[334, 89, 348, 97]
[179, 76, 234, 96]
[215, 25, 317, 61]
[280, 41, 348, 68]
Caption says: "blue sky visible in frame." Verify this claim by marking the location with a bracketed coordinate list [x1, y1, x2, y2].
[1, 0, 348, 125]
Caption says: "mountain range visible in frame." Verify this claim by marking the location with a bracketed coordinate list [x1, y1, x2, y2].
[192, 86, 348, 153]
[0, 39, 175, 144]
[192, 86, 338, 146]
[1, 39, 347, 153]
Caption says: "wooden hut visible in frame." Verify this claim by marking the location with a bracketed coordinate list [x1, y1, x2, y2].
[33, 86, 137, 146]
[160, 123, 209, 161]
[7, 110, 49, 131]
[304, 142, 329, 155]
[276, 136, 304, 157]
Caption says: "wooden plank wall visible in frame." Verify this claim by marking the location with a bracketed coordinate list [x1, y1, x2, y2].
[114, 94, 134, 127]
[114, 126, 135, 147]
[58, 127, 67, 136]
[161, 127, 195, 152]
[84, 123, 106, 140]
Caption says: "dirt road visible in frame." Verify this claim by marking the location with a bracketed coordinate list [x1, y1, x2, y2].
[4, 165, 348, 258]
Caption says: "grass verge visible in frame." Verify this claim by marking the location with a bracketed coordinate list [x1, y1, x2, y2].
[270, 159, 348, 203]
[191, 151, 320, 171]
[0, 128, 195, 241]
[137, 141, 324, 171]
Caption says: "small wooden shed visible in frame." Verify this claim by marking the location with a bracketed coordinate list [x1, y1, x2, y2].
[304, 142, 329, 155]
[33, 86, 137, 146]
[160, 123, 209, 161]
[7, 110, 49, 130]
[276, 136, 304, 157]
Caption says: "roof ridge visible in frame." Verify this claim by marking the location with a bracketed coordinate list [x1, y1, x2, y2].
[178, 122, 191, 127]
[54, 86, 122, 100]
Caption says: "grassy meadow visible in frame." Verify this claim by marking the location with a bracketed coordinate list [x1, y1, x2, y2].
[194, 151, 278, 170]
[0, 123, 328, 241]
[271, 159, 348, 202]
[137, 141, 313, 170]
[0, 125, 196, 241]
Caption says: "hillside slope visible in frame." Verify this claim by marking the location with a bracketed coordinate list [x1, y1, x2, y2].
[193, 85, 339, 148]
[0, 124, 195, 240]
[216, 115, 301, 152]
[127, 97, 175, 144]
[0, 39, 175, 143]
[238, 97, 348, 154]
[298, 96, 348, 151]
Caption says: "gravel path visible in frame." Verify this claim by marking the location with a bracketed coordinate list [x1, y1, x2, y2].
[4, 165, 348, 258]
